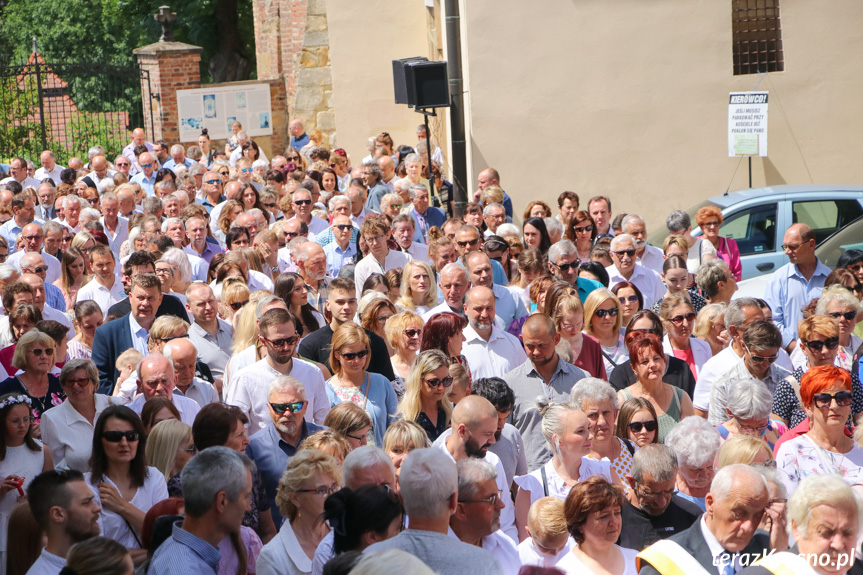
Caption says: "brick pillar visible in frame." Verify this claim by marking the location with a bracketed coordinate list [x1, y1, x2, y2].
[133, 41, 203, 144]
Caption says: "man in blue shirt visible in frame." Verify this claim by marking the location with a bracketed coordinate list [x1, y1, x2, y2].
[130, 152, 158, 197]
[150, 447, 253, 575]
[289, 119, 310, 151]
[548, 240, 603, 303]
[162, 144, 195, 171]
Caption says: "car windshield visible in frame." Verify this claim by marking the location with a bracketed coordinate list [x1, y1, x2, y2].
[816, 215, 863, 268]
[646, 198, 721, 248]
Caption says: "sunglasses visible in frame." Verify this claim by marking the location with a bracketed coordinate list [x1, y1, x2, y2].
[627, 420, 658, 433]
[141, 163, 154, 169]
[573, 225, 593, 233]
[613, 249, 636, 258]
[219, 170, 230, 176]
[294, 199, 312, 205]
[63, 377, 92, 388]
[457, 238, 480, 248]
[27, 266, 48, 274]
[618, 295, 639, 304]
[115, 162, 130, 167]
[241, 168, 253, 173]
[804, 337, 840, 352]
[287, 156, 301, 161]
[205, 179, 221, 185]
[813, 390, 853, 408]
[269, 401, 306, 414]
[334, 224, 353, 231]
[21, 235, 43, 241]
[668, 312, 697, 325]
[30, 347, 54, 356]
[403, 328, 422, 337]
[102, 430, 140, 442]
[285, 231, 299, 238]
[743, 344, 778, 364]
[594, 308, 618, 318]
[389, 204, 403, 210]
[229, 300, 249, 310]
[827, 311, 857, 321]
[340, 349, 369, 361]
[87, 198, 99, 205]
[553, 260, 580, 272]
[264, 202, 277, 209]
[424, 375, 454, 388]
[158, 334, 189, 343]
[63, 236, 74, 242]
[262, 335, 299, 348]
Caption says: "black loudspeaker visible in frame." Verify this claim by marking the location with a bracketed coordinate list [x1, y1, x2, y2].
[392, 57, 428, 105]
[406, 61, 450, 108]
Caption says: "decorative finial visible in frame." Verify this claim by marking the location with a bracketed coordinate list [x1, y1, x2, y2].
[154, 6, 177, 42]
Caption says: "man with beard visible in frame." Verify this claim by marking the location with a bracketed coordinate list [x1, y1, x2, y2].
[246, 375, 326, 526]
[225, 308, 329, 431]
[619, 444, 702, 550]
[295, 242, 330, 312]
[622, 214, 664, 275]
[505, 314, 586, 472]
[436, 395, 517, 543]
[26, 469, 102, 575]
[460, 286, 527, 379]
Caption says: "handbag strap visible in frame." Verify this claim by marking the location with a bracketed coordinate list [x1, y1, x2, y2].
[540, 465, 549, 498]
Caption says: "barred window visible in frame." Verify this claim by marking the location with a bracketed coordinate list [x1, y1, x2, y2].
[732, 0, 784, 75]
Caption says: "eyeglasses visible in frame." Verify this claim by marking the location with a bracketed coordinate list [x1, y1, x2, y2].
[115, 162, 130, 167]
[334, 224, 353, 231]
[827, 311, 857, 321]
[183, 445, 198, 454]
[702, 221, 721, 229]
[457, 238, 480, 248]
[296, 483, 341, 497]
[229, 300, 249, 311]
[733, 417, 769, 434]
[668, 312, 697, 325]
[339, 349, 369, 361]
[573, 225, 593, 234]
[261, 335, 299, 348]
[627, 420, 658, 433]
[141, 163, 154, 169]
[269, 401, 306, 414]
[63, 236, 74, 242]
[205, 179, 221, 185]
[424, 375, 454, 388]
[155, 267, 174, 275]
[294, 199, 312, 205]
[553, 260, 580, 272]
[30, 347, 54, 356]
[743, 344, 778, 364]
[26, 266, 48, 274]
[613, 249, 636, 258]
[241, 168, 253, 173]
[63, 377, 92, 388]
[21, 235, 43, 242]
[618, 295, 639, 305]
[102, 430, 140, 442]
[804, 337, 840, 352]
[403, 328, 422, 338]
[459, 489, 502, 505]
[594, 308, 618, 318]
[813, 390, 853, 408]
[346, 432, 367, 443]
[365, 234, 386, 244]
[781, 242, 806, 252]
[636, 486, 676, 500]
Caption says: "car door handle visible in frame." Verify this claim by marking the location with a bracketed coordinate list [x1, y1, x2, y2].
[756, 263, 775, 271]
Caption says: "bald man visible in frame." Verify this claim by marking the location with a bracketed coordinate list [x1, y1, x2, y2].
[474, 167, 513, 219]
[289, 119, 310, 151]
[163, 338, 218, 407]
[127, 354, 201, 424]
[122, 127, 154, 174]
[19, 252, 65, 311]
[19, 273, 75, 339]
[6, 223, 61, 284]
[764, 223, 833, 350]
[464, 251, 527, 329]
[460, 286, 527, 379]
[130, 151, 157, 196]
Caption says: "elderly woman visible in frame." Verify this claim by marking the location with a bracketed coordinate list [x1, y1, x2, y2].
[396, 261, 439, 315]
[776, 365, 863, 496]
[571, 378, 635, 490]
[514, 402, 613, 541]
[658, 293, 711, 380]
[395, 349, 453, 443]
[257, 449, 343, 575]
[326, 323, 397, 448]
[160, 248, 194, 296]
[555, 477, 637, 575]
[693, 303, 729, 356]
[716, 378, 784, 450]
[664, 416, 721, 510]
[584, 288, 627, 375]
[695, 205, 742, 281]
[382, 420, 430, 486]
[774, 315, 863, 429]
[617, 333, 694, 443]
[386, 311, 424, 394]
[0, 329, 62, 436]
[41, 359, 113, 472]
[813, 285, 862, 371]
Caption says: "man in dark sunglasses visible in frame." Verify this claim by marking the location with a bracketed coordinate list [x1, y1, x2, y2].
[620, 444, 702, 550]
[225, 307, 329, 431]
[127, 354, 201, 424]
[607, 234, 665, 309]
[547, 240, 603, 303]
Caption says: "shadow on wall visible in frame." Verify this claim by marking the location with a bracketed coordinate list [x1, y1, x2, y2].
[762, 157, 787, 186]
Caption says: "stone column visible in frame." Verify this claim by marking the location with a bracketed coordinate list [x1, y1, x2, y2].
[134, 41, 202, 143]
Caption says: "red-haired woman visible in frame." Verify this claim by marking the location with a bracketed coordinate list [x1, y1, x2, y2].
[776, 365, 863, 496]
[695, 206, 741, 281]
[616, 333, 694, 443]
[420, 312, 471, 387]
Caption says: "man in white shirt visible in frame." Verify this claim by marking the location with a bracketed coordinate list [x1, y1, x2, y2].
[98, 192, 129, 256]
[128, 354, 201, 425]
[464, 251, 527, 330]
[353, 216, 412, 299]
[6, 223, 61, 283]
[163, 338, 218, 407]
[122, 127, 154, 173]
[1, 193, 41, 253]
[186, 283, 233, 385]
[289, 187, 328, 239]
[392, 213, 429, 262]
[0, 157, 41, 190]
[423, 263, 471, 321]
[225, 307, 329, 431]
[461, 286, 527, 379]
[345, 184, 369, 229]
[622, 214, 664, 276]
[76, 245, 125, 317]
[34, 150, 65, 183]
[605, 234, 665, 309]
[25, 469, 101, 575]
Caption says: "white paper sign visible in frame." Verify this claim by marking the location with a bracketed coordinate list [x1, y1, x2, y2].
[728, 91, 768, 157]
[177, 83, 273, 142]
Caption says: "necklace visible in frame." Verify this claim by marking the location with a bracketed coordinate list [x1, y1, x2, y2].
[18, 375, 50, 414]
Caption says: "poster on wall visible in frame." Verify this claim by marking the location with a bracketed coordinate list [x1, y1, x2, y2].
[177, 83, 273, 142]
[727, 91, 768, 157]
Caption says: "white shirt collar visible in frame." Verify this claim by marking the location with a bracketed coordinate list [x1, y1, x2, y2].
[700, 515, 732, 570]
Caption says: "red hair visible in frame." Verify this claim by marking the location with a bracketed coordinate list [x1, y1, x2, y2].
[420, 312, 467, 356]
[142, 497, 184, 548]
[800, 364, 852, 407]
[626, 333, 664, 362]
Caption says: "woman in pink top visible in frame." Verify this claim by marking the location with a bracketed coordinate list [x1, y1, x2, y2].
[696, 206, 742, 281]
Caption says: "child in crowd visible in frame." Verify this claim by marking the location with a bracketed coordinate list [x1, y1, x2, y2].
[517, 496, 573, 567]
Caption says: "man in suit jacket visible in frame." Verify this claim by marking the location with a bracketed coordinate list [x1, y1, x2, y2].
[638, 464, 776, 575]
[93, 273, 163, 395]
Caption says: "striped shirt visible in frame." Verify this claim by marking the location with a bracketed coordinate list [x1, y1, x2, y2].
[149, 521, 220, 575]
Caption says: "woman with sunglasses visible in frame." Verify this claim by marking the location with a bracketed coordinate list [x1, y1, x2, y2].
[776, 365, 863, 496]
[610, 281, 643, 333]
[614, 397, 658, 447]
[54, 246, 88, 310]
[219, 277, 250, 325]
[584, 289, 627, 376]
[396, 349, 453, 442]
[658, 293, 711, 380]
[773, 315, 863, 428]
[565, 211, 597, 262]
[695, 206, 742, 281]
[0, 330, 62, 438]
[813, 285, 862, 372]
[326, 323, 397, 448]
[715, 377, 783, 450]
[386, 311, 425, 396]
[85, 406, 167, 561]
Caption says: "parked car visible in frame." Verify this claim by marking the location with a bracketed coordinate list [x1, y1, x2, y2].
[647, 185, 863, 280]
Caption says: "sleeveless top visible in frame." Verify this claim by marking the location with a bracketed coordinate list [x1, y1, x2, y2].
[620, 386, 683, 444]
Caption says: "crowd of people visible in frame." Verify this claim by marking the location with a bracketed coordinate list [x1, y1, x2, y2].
[1, 120, 863, 575]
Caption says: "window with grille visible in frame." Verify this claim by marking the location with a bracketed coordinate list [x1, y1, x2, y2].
[732, 0, 784, 75]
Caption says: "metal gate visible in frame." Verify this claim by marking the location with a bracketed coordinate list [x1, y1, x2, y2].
[0, 43, 153, 165]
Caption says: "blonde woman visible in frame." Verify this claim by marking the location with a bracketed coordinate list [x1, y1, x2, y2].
[583, 288, 626, 375]
[694, 303, 729, 356]
[147, 316, 191, 354]
[219, 278, 251, 326]
[70, 232, 97, 275]
[382, 420, 430, 486]
[716, 434, 774, 469]
[144, 419, 195, 491]
[396, 349, 452, 443]
[385, 311, 424, 397]
[396, 261, 439, 315]
[298, 430, 351, 464]
[216, 199, 245, 245]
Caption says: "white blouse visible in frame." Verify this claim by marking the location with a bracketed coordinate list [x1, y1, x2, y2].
[556, 545, 639, 575]
[41, 394, 114, 472]
[513, 457, 613, 508]
[257, 520, 314, 575]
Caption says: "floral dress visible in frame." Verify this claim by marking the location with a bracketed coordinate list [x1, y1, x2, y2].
[0, 375, 65, 425]
[771, 367, 863, 428]
[776, 434, 863, 496]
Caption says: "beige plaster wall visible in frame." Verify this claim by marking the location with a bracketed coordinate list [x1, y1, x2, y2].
[325, 0, 433, 164]
[458, 0, 863, 227]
